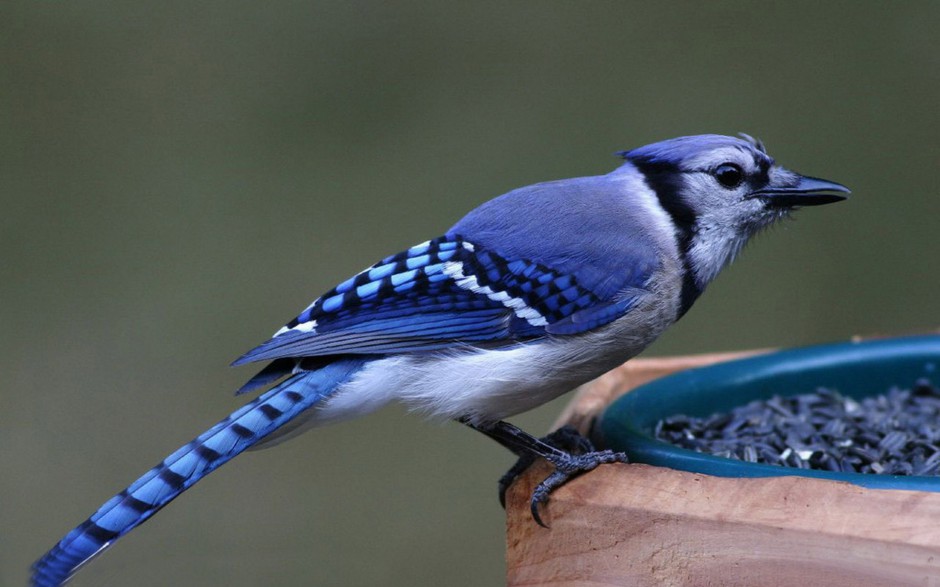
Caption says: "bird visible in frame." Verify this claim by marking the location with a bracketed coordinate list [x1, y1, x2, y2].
[31, 134, 848, 586]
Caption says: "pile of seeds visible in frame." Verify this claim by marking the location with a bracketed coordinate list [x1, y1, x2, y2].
[654, 378, 940, 475]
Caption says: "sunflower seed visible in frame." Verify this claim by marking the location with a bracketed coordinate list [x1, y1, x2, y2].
[653, 379, 940, 475]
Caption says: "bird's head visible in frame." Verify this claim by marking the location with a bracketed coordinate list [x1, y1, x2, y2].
[620, 133, 849, 289]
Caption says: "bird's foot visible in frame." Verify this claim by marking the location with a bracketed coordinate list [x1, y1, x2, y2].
[497, 425, 592, 507]
[527, 446, 629, 527]
[496, 425, 629, 527]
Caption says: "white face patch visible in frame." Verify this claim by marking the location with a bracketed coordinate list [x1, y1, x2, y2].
[678, 155, 786, 288]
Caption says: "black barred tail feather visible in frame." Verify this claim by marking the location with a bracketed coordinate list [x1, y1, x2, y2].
[31, 358, 367, 587]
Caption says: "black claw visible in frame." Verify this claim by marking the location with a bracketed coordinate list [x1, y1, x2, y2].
[497, 425, 600, 508]
[529, 469, 568, 527]
[528, 449, 630, 527]
[460, 418, 629, 526]
[531, 492, 547, 528]
[498, 452, 537, 508]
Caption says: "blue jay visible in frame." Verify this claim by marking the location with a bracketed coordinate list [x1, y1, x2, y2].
[32, 134, 847, 586]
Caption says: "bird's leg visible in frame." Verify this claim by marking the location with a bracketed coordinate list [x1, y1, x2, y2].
[494, 426, 595, 508]
[460, 418, 629, 527]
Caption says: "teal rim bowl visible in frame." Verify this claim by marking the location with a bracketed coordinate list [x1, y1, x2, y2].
[596, 335, 940, 491]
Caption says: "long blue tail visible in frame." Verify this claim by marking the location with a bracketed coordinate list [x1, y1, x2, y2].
[31, 358, 366, 587]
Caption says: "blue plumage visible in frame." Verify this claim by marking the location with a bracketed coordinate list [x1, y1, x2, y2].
[233, 233, 649, 366]
[32, 359, 367, 587]
[619, 133, 771, 169]
[31, 134, 848, 586]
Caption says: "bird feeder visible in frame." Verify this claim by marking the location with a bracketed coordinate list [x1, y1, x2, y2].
[505, 336, 940, 586]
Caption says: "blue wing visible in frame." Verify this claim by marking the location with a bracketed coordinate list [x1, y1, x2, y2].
[233, 235, 652, 370]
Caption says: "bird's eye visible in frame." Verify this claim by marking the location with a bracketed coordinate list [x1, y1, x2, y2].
[714, 163, 744, 189]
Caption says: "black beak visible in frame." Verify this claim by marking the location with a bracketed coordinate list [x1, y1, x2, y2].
[754, 175, 851, 208]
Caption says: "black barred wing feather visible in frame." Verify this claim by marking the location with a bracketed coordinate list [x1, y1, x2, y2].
[233, 235, 644, 366]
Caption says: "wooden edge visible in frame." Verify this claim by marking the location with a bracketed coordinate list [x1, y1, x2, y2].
[507, 462, 940, 587]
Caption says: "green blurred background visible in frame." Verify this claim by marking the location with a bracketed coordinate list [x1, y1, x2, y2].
[2, 2, 937, 586]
